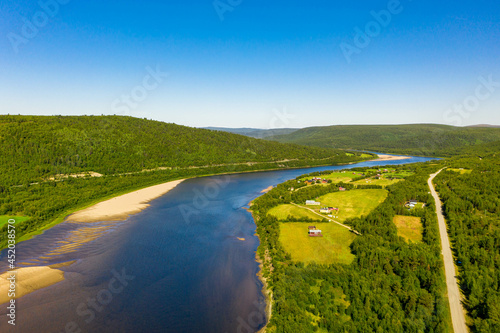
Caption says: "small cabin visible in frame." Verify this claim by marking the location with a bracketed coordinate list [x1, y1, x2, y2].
[308, 228, 322, 237]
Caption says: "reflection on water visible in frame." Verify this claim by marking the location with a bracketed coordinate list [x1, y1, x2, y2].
[0, 156, 434, 332]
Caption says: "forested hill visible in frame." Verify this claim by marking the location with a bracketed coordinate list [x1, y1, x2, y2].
[0, 115, 364, 186]
[268, 124, 500, 157]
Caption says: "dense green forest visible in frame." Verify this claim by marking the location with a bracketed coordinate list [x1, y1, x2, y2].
[433, 142, 500, 332]
[252, 163, 453, 332]
[0, 115, 369, 248]
[0, 115, 364, 186]
[269, 124, 500, 157]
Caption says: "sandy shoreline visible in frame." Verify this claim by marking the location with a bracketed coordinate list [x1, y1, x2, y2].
[372, 154, 411, 162]
[260, 186, 274, 193]
[67, 179, 185, 223]
[0, 266, 65, 304]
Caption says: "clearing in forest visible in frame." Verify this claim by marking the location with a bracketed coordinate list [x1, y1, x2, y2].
[279, 222, 356, 265]
[393, 215, 423, 243]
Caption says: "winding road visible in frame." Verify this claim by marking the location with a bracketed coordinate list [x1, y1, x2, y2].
[428, 169, 468, 333]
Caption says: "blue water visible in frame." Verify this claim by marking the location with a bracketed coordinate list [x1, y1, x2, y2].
[0, 156, 434, 332]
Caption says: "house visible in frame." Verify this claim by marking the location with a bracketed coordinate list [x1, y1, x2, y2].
[319, 208, 329, 213]
[409, 200, 418, 205]
[308, 227, 323, 237]
[339, 187, 346, 191]
[306, 200, 321, 205]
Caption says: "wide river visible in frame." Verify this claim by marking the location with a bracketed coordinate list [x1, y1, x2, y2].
[0, 155, 433, 332]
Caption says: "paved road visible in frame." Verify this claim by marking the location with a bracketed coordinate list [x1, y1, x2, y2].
[428, 169, 468, 333]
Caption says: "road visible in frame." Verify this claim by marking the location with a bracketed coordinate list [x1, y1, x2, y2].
[428, 169, 468, 333]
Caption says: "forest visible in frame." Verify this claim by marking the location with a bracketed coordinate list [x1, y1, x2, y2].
[252, 162, 453, 332]
[433, 142, 500, 332]
[269, 124, 500, 157]
[0, 115, 369, 249]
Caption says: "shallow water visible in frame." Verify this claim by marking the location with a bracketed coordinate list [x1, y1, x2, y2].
[0, 156, 433, 332]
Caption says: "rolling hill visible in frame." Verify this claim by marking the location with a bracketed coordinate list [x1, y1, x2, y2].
[268, 124, 500, 156]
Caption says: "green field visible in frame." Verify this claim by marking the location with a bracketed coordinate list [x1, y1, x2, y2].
[449, 168, 472, 174]
[279, 222, 356, 265]
[384, 170, 414, 178]
[300, 171, 359, 184]
[352, 176, 403, 187]
[0, 216, 30, 229]
[268, 204, 321, 220]
[393, 215, 423, 243]
[314, 189, 388, 221]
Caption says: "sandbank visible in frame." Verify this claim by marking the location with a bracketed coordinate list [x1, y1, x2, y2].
[67, 179, 184, 223]
[0, 266, 65, 304]
[260, 186, 274, 193]
[372, 154, 411, 162]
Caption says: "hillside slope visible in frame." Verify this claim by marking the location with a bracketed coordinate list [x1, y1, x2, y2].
[0, 115, 362, 186]
[269, 124, 500, 156]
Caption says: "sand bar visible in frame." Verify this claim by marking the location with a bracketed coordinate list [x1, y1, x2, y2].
[260, 185, 273, 193]
[372, 154, 411, 162]
[68, 179, 185, 223]
[0, 266, 65, 304]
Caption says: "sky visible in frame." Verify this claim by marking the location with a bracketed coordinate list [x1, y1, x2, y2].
[1, 0, 499, 128]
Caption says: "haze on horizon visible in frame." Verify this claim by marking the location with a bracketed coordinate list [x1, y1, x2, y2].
[1, 0, 499, 128]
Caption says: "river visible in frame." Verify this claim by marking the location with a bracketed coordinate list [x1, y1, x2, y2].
[0, 155, 434, 332]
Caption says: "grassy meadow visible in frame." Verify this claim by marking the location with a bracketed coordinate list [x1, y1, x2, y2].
[314, 189, 388, 221]
[268, 204, 321, 220]
[393, 215, 423, 243]
[0, 216, 30, 229]
[279, 222, 356, 265]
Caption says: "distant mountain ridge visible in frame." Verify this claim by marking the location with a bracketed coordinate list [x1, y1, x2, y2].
[203, 127, 299, 138]
[467, 124, 500, 128]
[267, 124, 500, 156]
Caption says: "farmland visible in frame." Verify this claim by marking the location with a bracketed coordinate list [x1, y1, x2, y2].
[279, 222, 356, 265]
[314, 189, 388, 222]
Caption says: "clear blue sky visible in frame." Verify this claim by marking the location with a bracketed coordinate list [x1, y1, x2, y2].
[1, 0, 499, 128]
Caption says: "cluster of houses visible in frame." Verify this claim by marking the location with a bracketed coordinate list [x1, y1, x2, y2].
[308, 226, 322, 237]
[319, 207, 339, 213]
[304, 177, 330, 185]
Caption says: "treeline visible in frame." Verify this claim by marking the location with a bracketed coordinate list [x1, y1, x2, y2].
[434, 141, 500, 332]
[251, 163, 452, 332]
